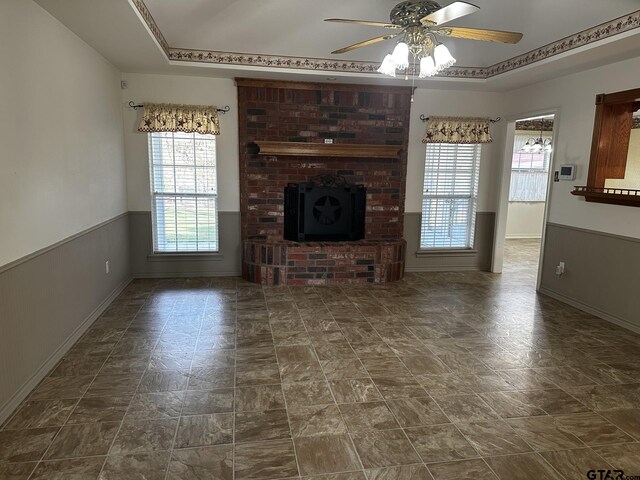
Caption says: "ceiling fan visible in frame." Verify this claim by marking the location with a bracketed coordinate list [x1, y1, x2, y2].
[325, 0, 523, 78]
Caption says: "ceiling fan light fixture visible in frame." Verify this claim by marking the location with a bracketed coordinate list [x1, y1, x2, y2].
[433, 43, 456, 71]
[419, 55, 437, 78]
[378, 54, 397, 76]
[391, 42, 410, 70]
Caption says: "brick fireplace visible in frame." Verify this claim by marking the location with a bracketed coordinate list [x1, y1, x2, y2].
[237, 79, 412, 285]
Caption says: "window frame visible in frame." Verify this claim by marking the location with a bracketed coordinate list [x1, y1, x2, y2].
[148, 131, 220, 254]
[419, 142, 482, 251]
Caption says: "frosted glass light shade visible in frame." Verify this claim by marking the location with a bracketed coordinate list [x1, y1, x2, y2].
[419, 56, 437, 78]
[377, 54, 396, 77]
[391, 42, 409, 70]
[434, 44, 456, 71]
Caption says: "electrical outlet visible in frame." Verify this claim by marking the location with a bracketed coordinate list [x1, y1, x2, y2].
[105, 260, 110, 274]
[555, 261, 565, 278]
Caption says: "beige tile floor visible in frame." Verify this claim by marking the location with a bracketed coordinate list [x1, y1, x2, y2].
[1, 239, 640, 479]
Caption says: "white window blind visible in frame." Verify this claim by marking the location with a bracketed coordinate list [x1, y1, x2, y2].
[420, 143, 481, 249]
[148, 132, 219, 252]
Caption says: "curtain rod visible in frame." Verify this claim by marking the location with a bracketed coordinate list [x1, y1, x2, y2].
[128, 102, 231, 114]
[419, 115, 501, 123]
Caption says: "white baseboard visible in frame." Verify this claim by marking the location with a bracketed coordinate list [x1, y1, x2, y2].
[404, 265, 482, 273]
[133, 271, 241, 278]
[505, 235, 542, 239]
[538, 286, 640, 335]
[0, 277, 133, 426]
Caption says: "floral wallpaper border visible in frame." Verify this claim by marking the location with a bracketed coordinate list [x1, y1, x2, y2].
[484, 12, 640, 78]
[130, 0, 640, 80]
[130, 0, 170, 55]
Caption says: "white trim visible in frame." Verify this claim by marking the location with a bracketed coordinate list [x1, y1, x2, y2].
[0, 277, 132, 426]
[505, 235, 542, 240]
[133, 271, 241, 278]
[405, 265, 482, 272]
[538, 287, 640, 335]
[493, 108, 559, 282]
[0, 213, 128, 274]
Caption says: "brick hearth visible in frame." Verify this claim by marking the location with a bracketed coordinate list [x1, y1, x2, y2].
[243, 239, 406, 286]
[237, 79, 412, 285]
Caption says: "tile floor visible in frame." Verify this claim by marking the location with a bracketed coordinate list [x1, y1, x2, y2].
[1, 239, 640, 479]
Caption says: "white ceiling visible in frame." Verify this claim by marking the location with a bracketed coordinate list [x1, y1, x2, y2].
[34, 0, 640, 90]
[145, 0, 640, 66]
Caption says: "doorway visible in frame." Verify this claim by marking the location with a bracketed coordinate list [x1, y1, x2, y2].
[502, 114, 555, 284]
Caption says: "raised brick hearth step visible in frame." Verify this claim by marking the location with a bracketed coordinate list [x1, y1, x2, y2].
[242, 239, 406, 286]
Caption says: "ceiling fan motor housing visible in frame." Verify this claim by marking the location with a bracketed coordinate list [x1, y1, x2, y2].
[390, 1, 442, 26]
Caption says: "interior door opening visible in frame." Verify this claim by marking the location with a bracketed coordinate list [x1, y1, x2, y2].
[503, 114, 555, 284]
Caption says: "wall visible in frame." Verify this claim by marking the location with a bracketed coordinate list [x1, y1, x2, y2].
[506, 202, 545, 238]
[122, 76, 506, 274]
[605, 128, 640, 189]
[121, 73, 241, 276]
[0, 0, 129, 422]
[0, 0, 127, 266]
[503, 55, 640, 330]
[503, 56, 640, 238]
[540, 224, 640, 333]
[236, 80, 412, 242]
[404, 87, 505, 271]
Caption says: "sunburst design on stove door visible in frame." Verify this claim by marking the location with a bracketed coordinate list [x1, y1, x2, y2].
[313, 196, 343, 225]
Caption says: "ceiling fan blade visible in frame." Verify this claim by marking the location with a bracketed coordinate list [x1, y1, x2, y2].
[325, 18, 401, 29]
[420, 1, 480, 26]
[436, 26, 523, 44]
[331, 33, 398, 54]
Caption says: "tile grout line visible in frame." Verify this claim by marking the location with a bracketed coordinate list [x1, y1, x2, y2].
[25, 303, 142, 480]
[298, 285, 369, 477]
[96, 285, 162, 480]
[161, 289, 208, 480]
[267, 285, 305, 479]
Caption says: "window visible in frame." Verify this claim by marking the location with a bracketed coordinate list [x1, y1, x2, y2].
[509, 133, 552, 202]
[148, 132, 219, 253]
[420, 143, 481, 249]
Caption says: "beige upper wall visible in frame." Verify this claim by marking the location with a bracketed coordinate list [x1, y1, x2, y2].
[503, 55, 640, 239]
[0, 0, 127, 267]
[406, 88, 505, 213]
[605, 129, 640, 190]
[121, 73, 240, 212]
[120, 73, 504, 216]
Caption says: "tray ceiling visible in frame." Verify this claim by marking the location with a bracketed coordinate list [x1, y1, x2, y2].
[144, 0, 640, 67]
[34, 0, 640, 89]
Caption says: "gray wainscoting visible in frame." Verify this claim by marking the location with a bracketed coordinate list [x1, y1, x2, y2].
[539, 222, 640, 333]
[403, 212, 495, 272]
[129, 211, 242, 277]
[0, 214, 131, 423]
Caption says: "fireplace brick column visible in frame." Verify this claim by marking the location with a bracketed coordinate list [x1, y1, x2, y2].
[236, 78, 412, 284]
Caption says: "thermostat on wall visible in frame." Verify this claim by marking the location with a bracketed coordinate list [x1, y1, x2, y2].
[558, 164, 576, 181]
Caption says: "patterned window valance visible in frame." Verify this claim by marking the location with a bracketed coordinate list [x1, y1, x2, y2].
[422, 116, 492, 144]
[138, 103, 220, 135]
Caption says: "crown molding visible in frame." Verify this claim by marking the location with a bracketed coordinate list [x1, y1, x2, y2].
[130, 0, 170, 55]
[130, 0, 640, 80]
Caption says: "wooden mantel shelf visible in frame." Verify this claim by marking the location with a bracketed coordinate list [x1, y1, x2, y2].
[250, 141, 402, 159]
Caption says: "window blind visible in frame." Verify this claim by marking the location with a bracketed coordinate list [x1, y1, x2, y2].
[509, 133, 552, 202]
[420, 143, 481, 249]
[148, 132, 219, 252]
